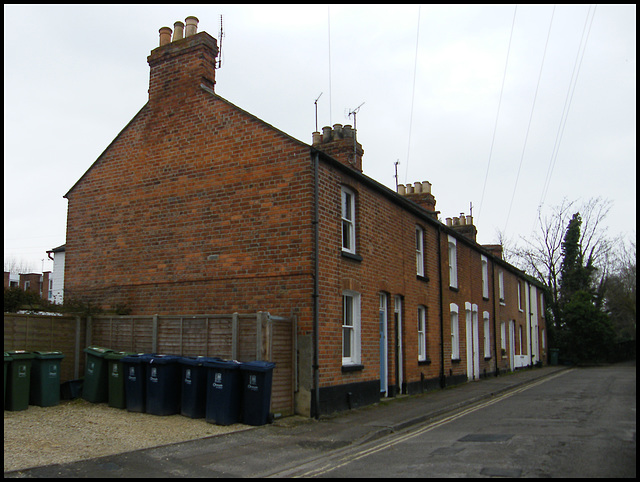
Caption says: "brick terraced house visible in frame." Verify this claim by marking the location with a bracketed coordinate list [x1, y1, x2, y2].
[63, 18, 547, 417]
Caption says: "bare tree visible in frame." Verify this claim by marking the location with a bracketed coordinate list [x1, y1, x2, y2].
[509, 197, 614, 326]
[3, 257, 37, 275]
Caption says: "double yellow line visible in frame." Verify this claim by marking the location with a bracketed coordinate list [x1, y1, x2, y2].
[293, 369, 572, 477]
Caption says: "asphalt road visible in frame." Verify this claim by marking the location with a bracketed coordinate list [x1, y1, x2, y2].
[6, 363, 635, 478]
[281, 364, 636, 478]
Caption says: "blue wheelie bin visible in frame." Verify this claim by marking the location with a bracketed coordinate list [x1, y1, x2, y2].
[204, 359, 243, 425]
[146, 355, 181, 416]
[180, 356, 220, 419]
[240, 361, 276, 426]
[121, 354, 153, 412]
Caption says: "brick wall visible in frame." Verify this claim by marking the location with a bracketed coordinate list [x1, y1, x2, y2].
[64, 25, 546, 417]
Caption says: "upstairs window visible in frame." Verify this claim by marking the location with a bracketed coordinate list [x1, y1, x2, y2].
[498, 270, 505, 303]
[481, 255, 489, 298]
[341, 187, 356, 253]
[448, 235, 458, 289]
[416, 226, 425, 277]
[517, 281, 524, 311]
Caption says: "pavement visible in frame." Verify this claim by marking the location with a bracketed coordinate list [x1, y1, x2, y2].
[5, 364, 569, 478]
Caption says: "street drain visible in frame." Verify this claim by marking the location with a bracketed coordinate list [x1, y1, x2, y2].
[297, 440, 351, 451]
[480, 467, 522, 477]
[459, 433, 513, 442]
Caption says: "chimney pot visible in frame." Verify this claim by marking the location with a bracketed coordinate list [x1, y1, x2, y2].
[466, 215, 473, 225]
[397, 184, 406, 195]
[172, 21, 184, 41]
[446, 217, 453, 226]
[414, 182, 422, 193]
[422, 181, 432, 194]
[332, 124, 343, 138]
[159, 26, 173, 46]
[312, 131, 322, 145]
[322, 126, 332, 142]
[185, 16, 199, 37]
[343, 125, 353, 138]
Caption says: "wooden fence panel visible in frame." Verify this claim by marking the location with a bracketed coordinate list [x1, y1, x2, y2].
[3, 313, 85, 382]
[4, 312, 295, 417]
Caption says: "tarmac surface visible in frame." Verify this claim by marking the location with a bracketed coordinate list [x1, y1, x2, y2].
[5, 365, 569, 478]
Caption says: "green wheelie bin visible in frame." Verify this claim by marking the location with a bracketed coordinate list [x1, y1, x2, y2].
[105, 351, 133, 409]
[4, 352, 13, 407]
[5, 350, 34, 411]
[30, 351, 65, 407]
[83, 346, 114, 402]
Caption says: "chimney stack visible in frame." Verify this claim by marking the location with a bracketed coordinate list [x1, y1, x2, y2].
[397, 181, 438, 219]
[148, 16, 218, 103]
[448, 212, 477, 242]
[312, 124, 364, 172]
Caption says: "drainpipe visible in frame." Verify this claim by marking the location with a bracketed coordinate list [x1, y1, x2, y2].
[437, 225, 445, 388]
[491, 261, 499, 376]
[312, 151, 321, 418]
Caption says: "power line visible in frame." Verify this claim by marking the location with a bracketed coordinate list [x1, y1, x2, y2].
[404, 5, 421, 184]
[477, 5, 518, 225]
[327, 6, 333, 126]
[503, 6, 556, 235]
[537, 5, 597, 214]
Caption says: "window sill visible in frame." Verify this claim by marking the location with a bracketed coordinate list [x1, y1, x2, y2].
[416, 274, 430, 283]
[451, 358, 461, 363]
[341, 251, 363, 262]
[449, 286, 459, 292]
[341, 363, 364, 373]
[418, 358, 431, 366]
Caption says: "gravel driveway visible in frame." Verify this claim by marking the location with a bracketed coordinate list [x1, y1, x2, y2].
[4, 399, 251, 473]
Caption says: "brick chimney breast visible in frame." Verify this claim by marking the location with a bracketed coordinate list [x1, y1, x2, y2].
[397, 181, 439, 219]
[311, 124, 364, 171]
[147, 22, 218, 106]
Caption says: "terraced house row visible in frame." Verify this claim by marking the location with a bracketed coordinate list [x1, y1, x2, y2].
[63, 18, 547, 417]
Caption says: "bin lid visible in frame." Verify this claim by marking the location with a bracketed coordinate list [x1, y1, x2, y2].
[83, 346, 114, 357]
[33, 351, 65, 360]
[239, 361, 276, 372]
[5, 350, 35, 360]
[203, 358, 242, 370]
[4, 352, 13, 361]
[104, 351, 136, 360]
[179, 356, 221, 366]
[148, 355, 180, 365]
[121, 353, 154, 364]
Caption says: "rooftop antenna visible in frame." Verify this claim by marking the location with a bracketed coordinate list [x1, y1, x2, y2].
[347, 102, 364, 167]
[217, 15, 224, 68]
[394, 160, 400, 191]
[314, 92, 323, 133]
[347, 102, 365, 132]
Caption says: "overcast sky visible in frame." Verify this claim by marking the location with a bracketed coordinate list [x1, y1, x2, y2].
[4, 4, 636, 275]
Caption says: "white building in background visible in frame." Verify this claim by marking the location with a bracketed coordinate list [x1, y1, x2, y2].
[46, 244, 66, 304]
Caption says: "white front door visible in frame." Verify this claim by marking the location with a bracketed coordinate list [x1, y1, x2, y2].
[466, 304, 480, 380]
[379, 293, 388, 396]
[394, 296, 403, 394]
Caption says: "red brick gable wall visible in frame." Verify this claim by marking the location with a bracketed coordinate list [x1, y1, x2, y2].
[64, 90, 314, 317]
